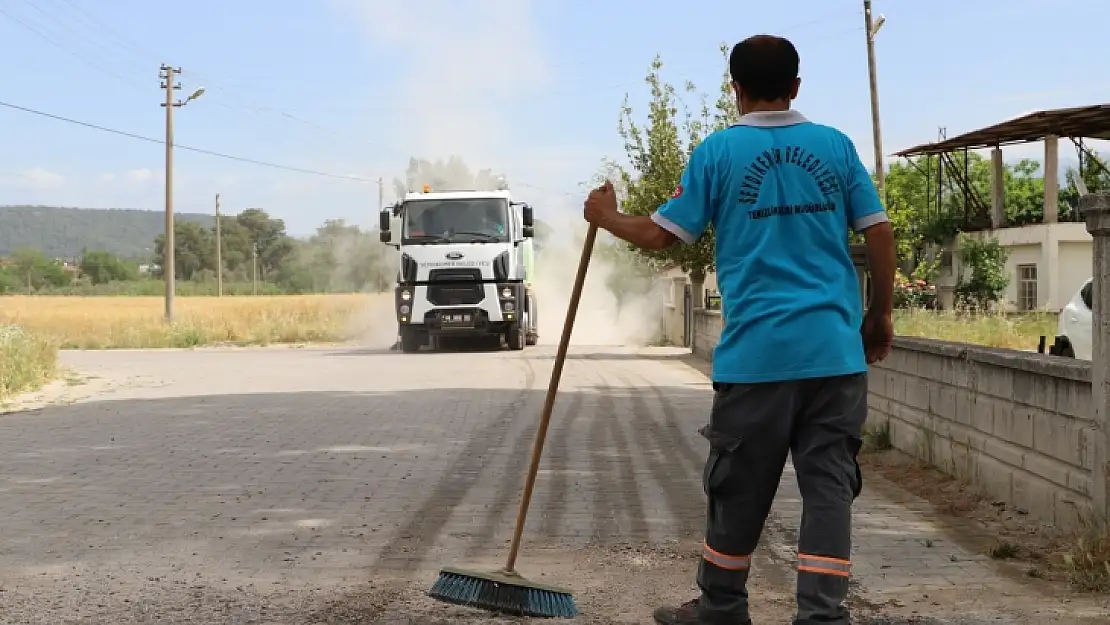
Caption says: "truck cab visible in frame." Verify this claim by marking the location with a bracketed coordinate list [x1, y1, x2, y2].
[379, 186, 539, 352]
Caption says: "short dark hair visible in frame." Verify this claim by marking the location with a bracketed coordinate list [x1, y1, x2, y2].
[729, 35, 800, 102]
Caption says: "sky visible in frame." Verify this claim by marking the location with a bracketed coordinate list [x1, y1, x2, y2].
[0, 0, 1106, 236]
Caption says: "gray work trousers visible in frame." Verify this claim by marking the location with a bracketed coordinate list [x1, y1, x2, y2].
[696, 373, 867, 625]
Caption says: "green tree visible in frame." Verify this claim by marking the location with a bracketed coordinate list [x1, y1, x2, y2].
[153, 221, 215, 280]
[80, 250, 138, 284]
[955, 234, 1009, 310]
[5, 247, 70, 290]
[1061, 151, 1110, 219]
[882, 159, 933, 262]
[235, 208, 296, 279]
[1004, 158, 1046, 226]
[615, 51, 735, 297]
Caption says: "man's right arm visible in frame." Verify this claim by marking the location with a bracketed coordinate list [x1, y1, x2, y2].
[863, 222, 895, 316]
[843, 136, 895, 317]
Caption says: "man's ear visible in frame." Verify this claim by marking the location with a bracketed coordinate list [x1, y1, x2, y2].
[790, 77, 801, 100]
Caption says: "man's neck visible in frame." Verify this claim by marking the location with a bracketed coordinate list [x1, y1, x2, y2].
[742, 100, 792, 114]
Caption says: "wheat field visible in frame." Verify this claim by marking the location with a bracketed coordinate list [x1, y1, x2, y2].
[0, 294, 389, 350]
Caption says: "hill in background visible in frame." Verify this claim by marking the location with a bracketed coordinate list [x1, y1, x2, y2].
[0, 206, 213, 259]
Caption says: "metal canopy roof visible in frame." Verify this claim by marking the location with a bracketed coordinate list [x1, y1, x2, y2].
[893, 103, 1110, 157]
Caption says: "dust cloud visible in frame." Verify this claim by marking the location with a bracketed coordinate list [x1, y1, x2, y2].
[532, 216, 665, 347]
[336, 1, 666, 348]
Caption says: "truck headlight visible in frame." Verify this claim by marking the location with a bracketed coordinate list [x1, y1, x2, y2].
[399, 304, 410, 315]
[503, 301, 514, 312]
[401, 290, 412, 301]
[500, 287, 512, 298]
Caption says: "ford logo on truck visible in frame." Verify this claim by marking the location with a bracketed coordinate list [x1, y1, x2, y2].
[445, 252, 464, 260]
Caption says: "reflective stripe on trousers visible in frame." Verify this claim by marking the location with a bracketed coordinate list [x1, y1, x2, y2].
[797, 553, 851, 578]
[702, 543, 750, 571]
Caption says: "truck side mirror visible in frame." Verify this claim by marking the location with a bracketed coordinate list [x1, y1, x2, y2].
[523, 226, 535, 238]
[522, 205, 534, 227]
[379, 231, 391, 244]
[379, 209, 391, 232]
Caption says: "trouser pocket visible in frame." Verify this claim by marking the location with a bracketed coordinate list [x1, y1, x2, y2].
[700, 425, 744, 497]
[848, 436, 863, 499]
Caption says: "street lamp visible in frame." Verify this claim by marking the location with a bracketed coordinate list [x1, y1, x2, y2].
[159, 64, 205, 323]
[871, 14, 886, 37]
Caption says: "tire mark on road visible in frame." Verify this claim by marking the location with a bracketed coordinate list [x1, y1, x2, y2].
[615, 370, 704, 539]
[463, 382, 574, 556]
[596, 371, 650, 542]
[371, 355, 537, 577]
[588, 375, 620, 542]
[537, 391, 584, 541]
[641, 369, 704, 471]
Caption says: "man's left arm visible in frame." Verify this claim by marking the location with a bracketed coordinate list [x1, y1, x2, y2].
[591, 143, 715, 250]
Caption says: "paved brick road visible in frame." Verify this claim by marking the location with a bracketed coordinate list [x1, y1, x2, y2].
[0, 345, 747, 624]
[1, 346, 1106, 624]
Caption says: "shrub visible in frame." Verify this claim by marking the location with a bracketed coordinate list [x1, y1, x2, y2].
[0, 325, 58, 400]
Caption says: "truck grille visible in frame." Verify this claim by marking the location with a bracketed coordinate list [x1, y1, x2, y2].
[427, 268, 484, 306]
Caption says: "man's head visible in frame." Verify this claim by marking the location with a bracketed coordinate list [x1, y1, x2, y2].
[728, 35, 801, 114]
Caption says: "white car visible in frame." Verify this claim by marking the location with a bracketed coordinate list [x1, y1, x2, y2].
[1048, 278, 1093, 360]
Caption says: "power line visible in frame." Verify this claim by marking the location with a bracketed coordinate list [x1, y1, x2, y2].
[0, 100, 373, 182]
[0, 4, 145, 93]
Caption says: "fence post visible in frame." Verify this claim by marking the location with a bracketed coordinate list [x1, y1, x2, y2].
[850, 243, 870, 308]
[1082, 193, 1110, 519]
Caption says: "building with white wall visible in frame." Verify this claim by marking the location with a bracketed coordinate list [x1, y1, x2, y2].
[894, 104, 1108, 312]
[933, 222, 1091, 311]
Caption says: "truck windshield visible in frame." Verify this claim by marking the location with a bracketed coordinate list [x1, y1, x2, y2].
[402, 198, 510, 244]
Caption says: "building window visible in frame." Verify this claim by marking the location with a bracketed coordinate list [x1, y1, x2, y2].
[1017, 264, 1038, 311]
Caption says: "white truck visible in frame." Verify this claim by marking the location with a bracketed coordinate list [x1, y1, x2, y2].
[379, 186, 539, 353]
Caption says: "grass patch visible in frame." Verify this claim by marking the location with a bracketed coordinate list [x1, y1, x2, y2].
[1062, 519, 1110, 592]
[861, 420, 893, 453]
[893, 309, 1057, 351]
[0, 325, 58, 400]
[0, 294, 379, 349]
[989, 540, 1020, 560]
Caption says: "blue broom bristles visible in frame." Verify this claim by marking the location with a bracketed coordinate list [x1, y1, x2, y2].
[428, 569, 579, 618]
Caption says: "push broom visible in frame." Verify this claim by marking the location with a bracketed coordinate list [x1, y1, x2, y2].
[428, 223, 598, 618]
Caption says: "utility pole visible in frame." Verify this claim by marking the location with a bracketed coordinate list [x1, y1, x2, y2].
[252, 244, 258, 296]
[159, 64, 205, 322]
[863, 1, 886, 206]
[160, 64, 180, 322]
[377, 176, 384, 212]
[215, 193, 223, 297]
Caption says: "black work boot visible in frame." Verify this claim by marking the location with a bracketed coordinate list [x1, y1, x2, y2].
[653, 598, 753, 625]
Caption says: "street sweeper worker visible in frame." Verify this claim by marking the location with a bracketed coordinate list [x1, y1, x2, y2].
[583, 34, 896, 625]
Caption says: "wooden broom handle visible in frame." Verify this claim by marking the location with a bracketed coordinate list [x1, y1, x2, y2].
[504, 223, 598, 572]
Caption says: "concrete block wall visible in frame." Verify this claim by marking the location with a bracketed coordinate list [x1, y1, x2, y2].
[870, 338, 1093, 530]
[690, 310, 1095, 530]
[691, 310, 722, 362]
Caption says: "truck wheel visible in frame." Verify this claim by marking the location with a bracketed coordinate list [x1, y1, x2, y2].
[400, 328, 424, 353]
[525, 295, 538, 345]
[524, 312, 537, 346]
[506, 323, 525, 351]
